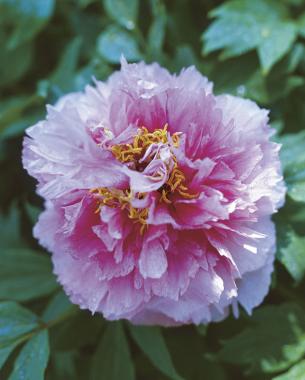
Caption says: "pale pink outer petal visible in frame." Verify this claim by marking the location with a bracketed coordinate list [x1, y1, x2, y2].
[215, 94, 286, 211]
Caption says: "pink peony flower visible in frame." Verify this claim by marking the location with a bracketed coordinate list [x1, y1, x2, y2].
[23, 58, 285, 325]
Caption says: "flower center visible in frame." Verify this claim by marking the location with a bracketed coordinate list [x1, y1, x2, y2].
[111, 124, 179, 166]
[91, 125, 198, 233]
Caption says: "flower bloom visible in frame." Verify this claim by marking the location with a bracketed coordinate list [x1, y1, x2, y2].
[23, 59, 285, 325]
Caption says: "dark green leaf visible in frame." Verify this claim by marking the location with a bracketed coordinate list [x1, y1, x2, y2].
[218, 304, 305, 374]
[97, 25, 143, 64]
[103, 0, 138, 30]
[24, 202, 41, 225]
[0, 43, 33, 88]
[78, 0, 97, 7]
[0, 0, 55, 49]
[50, 37, 82, 88]
[51, 313, 104, 351]
[0, 95, 41, 135]
[91, 322, 135, 380]
[49, 351, 78, 380]
[1, 110, 44, 140]
[8, 330, 50, 380]
[129, 325, 183, 380]
[38, 37, 82, 99]
[0, 344, 18, 371]
[164, 326, 226, 380]
[196, 325, 207, 336]
[43, 291, 75, 324]
[0, 206, 24, 249]
[0, 249, 58, 302]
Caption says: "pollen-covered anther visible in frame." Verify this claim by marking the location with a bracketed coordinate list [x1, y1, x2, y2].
[92, 124, 198, 232]
[162, 161, 199, 202]
[111, 124, 180, 164]
[91, 187, 148, 233]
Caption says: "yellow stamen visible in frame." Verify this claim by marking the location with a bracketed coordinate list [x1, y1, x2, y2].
[91, 187, 148, 234]
[161, 189, 172, 204]
[111, 124, 179, 164]
[91, 124, 198, 234]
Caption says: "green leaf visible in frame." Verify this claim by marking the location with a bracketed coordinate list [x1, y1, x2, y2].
[202, 0, 297, 73]
[0, 206, 24, 249]
[0, 43, 33, 88]
[128, 325, 183, 380]
[49, 352, 78, 380]
[275, 43, 305, 75]
[0, 302, 38, 346]
[277, 225, 305, 282]
[8, 330, 50, 380]
[24, 202, 41, 225]
[103, 0, 138, 30]
[196, 325, 207, 336]
[51, 313, 104, 351]
[297, 13, 305, 38]
[50, 37, 82, 94]
[287, 180, 305, 203]
[0, 249, 58, 302]
[257, 21, 296, 74]
[78, 0, 97, 7]
[1, 110, 44, 140]
[90, 322, 135, 380]
[43, 294, 101, 353]
[0, 95, 41, 135]
[43, 291, 75, 324]
[172, 45, 201, 72]
[279, 131, 305, 203]
[273, 359, 305, 380]
[203, 15, 259, 57]
[164, 326, 226, 380]
[0, 301, 39, 369]
[209, 49, 304, 104]
[0, 0, 55, 49]
[44, 37, 83, 98]
[97, 25, 143, 64]
[0, 344, 19, 370]
[148, 0, 167, 57]
[218, 304, 305, 374]
[279, 131, 305, 170]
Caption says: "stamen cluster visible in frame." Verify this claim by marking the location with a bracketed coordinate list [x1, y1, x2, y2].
[92, 125, 198, 233]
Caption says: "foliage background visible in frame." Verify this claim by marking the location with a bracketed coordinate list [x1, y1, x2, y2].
[1, 0, 305, 379]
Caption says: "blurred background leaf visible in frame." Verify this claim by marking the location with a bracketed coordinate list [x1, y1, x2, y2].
[90, 322, 135, 380]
